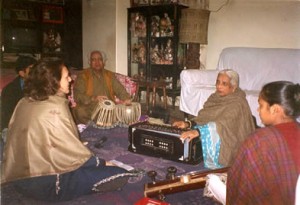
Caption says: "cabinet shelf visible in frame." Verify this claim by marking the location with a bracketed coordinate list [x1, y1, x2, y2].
[128, 4, 187, 91]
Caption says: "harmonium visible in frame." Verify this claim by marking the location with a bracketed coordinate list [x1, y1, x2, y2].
[128, 122, 203, 165]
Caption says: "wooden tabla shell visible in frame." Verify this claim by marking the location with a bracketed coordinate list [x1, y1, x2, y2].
[116, 102, 141, 125]
[91, 100, 118, 127]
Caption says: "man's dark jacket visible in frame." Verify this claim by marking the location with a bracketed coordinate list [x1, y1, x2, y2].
[1, 76, 23, 130]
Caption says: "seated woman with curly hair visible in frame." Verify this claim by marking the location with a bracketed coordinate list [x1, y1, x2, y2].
[1, 58, 133, 202]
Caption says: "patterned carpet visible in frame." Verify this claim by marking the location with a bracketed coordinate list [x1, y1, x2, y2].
[1, 124, 220, 205]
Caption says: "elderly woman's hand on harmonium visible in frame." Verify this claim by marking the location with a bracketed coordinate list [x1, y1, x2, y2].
[172, 120, 188, 129]
[180, 130, 199, 142]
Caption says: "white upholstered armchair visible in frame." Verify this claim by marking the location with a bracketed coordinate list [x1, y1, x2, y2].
[180, 47, 300, 127]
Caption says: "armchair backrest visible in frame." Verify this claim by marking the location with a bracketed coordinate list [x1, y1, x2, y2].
[179, 47, 300, 126]
[217, 47, 300, 91]
[114, 73, 137, 97]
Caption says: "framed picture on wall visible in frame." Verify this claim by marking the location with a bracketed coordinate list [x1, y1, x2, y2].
[42, 5, 63, 24]
[28, 0, 65, 5]
[12, 9, 38, 21]
[131, 0, 180, 7]
[13, 9, 29, 20]
[131, 0, 150, 7]
[42, 26, 63, 53]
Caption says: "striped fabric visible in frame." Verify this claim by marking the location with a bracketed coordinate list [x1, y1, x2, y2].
[227, 122, 299, 205]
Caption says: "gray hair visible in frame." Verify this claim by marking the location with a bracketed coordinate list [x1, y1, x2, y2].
[89, 50, 107, 63]
[219, 69, 239, 88]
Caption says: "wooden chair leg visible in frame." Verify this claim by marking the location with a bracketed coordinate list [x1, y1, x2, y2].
[152, 86, 156, 108]
[146, 85, 150, 111]
[163, 86, 167, 109]
[133, 84, 140, 102]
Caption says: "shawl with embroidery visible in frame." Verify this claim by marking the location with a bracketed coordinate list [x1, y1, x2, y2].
[1, 95, 92, 184]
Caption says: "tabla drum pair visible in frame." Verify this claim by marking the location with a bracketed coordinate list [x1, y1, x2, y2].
[91, 100, 141, 128]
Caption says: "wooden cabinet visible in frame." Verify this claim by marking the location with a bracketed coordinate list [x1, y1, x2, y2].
[127, 4, 187, 94]
[1, 0, 65, 54]
[63, 0, 82, 69]
[1, 1, 44, 54]
[1, 0, 82, 69]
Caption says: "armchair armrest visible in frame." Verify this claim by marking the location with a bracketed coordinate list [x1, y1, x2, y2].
[114, 73, 137, 98]
[180, 69, 219, 86]
[179, 69, 219, 116]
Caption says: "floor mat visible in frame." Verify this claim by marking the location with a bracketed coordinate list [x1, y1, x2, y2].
[1, 126, 219, 205]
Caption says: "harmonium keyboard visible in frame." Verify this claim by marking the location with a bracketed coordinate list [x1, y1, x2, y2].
[128, 122, 203, 165]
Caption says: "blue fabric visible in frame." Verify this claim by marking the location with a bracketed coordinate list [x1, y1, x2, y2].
[13, 156, 128, 202]
[20, 78, 24, 90]
[194, 122, 222, 169]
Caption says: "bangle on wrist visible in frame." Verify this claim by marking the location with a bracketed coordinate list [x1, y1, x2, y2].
[185, 120, 192, 128]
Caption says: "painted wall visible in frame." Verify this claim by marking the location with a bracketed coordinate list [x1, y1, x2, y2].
[207, 0, 300, 69]
[82, 0, 300, 73]
[116, 1, 130, 74]
[82, 0, 116, 71]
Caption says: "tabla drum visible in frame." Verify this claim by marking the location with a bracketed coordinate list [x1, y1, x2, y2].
[91, 100, 118, 128]
[116, 102, 141, 126]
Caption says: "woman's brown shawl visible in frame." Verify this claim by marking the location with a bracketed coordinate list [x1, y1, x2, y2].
[192, 88, 255, 166]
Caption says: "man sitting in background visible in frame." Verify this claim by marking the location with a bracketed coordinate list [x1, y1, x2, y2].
[72, 50, 131, 124]
[1, 55, 37, 131]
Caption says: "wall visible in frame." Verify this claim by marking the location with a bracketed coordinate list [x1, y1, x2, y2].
[82, 0, 300, 73]
[206, 0, 300, 69]
[116, 1, 130, 74]
[82, 0, 116, 71]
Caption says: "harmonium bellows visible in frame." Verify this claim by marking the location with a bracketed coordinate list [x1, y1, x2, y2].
[128, 122, 203, 165]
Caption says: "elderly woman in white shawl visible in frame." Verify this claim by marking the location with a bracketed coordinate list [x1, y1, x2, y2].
[173, 69, 255, 168]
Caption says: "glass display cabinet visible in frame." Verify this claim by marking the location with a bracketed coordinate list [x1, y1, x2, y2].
[128, 4, 187, 100]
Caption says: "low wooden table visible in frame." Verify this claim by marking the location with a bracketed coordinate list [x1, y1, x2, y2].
[134, 80, 167, 111]
[166, 87, 181, 109]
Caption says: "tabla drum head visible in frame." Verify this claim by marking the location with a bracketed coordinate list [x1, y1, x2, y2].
[91, 100, 118, 128]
